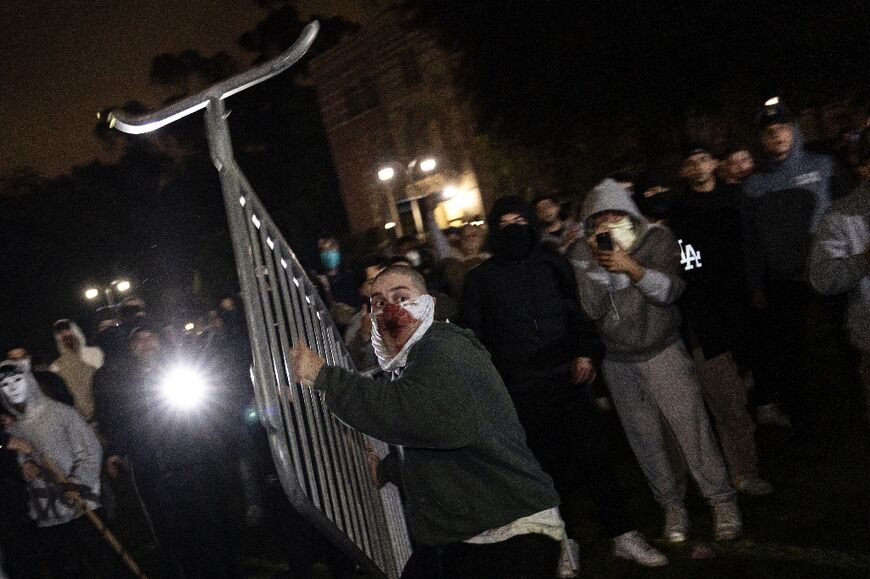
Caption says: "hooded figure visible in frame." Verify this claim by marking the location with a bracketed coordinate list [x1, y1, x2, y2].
[569, 179, 685, 360]
[0, 360, 102, 528]
[742, 104, 849, 294]
[569, 180, 740, 544]
[50, 320, 103, 422]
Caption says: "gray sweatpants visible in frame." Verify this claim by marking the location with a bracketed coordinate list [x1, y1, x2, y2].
[603, 341, 735, 507]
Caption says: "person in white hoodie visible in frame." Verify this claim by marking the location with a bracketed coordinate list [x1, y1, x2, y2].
[50, 319, 103, 423]
[0, 359, 125, 577]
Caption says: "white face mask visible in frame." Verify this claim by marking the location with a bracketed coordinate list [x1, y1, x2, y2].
[607, 216, 638, 251]
[371, 294, 435, 371]
[1, 372, 30, 406]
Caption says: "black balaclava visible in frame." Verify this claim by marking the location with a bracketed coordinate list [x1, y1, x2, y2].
[487, 196, 538, 261]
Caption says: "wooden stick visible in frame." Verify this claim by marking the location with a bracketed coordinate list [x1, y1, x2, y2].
[38, 453, 150, 579]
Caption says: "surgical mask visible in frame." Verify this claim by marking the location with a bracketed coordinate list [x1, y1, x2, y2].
[607, 216, 638, 251]
[371, 295, 435, 371]
[404, 250, 422, 267]
[320, 250, 341, 270]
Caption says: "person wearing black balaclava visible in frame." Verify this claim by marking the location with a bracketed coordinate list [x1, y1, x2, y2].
[460, 196, 668, 567]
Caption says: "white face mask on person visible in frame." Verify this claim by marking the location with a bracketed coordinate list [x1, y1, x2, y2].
[0, 363, 32, 406]
[606, 216, 638, 251]
[371, 294, 435, 371]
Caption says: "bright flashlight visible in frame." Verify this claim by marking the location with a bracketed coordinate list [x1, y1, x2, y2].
[160, 366, 208, 410]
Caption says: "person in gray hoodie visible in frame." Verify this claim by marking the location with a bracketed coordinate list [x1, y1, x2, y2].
[741, 101, 851, 432]
[0, 359, 125, 577]
[569, 179, 741, 544]
[808, 129, 870, 425]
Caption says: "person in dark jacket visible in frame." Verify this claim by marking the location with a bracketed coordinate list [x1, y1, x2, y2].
[461, 196, 667, 567]
[742, 100, 852, 436]
[670, 145, 772, 495]
[290, 265, 563, 579]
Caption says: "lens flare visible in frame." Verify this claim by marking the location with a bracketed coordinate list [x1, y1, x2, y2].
[160, 366, 208, 410]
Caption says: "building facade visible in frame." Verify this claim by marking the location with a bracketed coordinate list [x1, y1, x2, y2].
[309, 4, 487, 236]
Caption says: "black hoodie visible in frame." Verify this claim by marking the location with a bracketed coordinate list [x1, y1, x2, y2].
[460, 196, 602, 391]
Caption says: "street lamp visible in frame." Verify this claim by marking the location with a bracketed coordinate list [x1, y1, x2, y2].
[376, 156, 440, 236]
[83, 279, 132, 306]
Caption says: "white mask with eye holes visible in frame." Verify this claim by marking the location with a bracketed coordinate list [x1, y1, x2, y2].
[0, 363, 32, 407]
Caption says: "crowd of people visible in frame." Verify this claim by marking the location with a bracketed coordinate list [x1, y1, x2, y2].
[1, 99, 869, 578]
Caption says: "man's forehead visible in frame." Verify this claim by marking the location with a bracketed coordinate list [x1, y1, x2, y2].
[371, 272, 423, 296]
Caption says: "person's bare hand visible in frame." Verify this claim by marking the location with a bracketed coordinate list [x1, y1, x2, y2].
[364, 444, 382, 488]
[6, 436, 33, 454]
[21, 460, 39, 482]
[596, 248, 645, 282]
[63, 484, 81, 503]
[571, 357, 597, 384]
[105, 455, 127, 479]
[289, 343, 326, 387]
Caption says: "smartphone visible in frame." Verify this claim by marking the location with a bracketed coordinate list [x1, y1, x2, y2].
[596, 231, 613, 251]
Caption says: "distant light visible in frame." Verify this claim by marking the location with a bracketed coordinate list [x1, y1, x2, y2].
[764, 96, 780, 107]
[442, 186, 457, 200]
[384, 221, 397, 230]
[184, 322, 195, 331]
[470, 220, 485, 226]
[378, 167, 395, 181]
[419, 158, 437, 172]
[160, 366, 208, 410]
[115, 280, 131, 292]
[95, 111, 102, 120]
[84, 288, 99, 300]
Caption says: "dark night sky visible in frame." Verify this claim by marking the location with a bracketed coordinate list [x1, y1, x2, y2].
[0, 0, 368, 178]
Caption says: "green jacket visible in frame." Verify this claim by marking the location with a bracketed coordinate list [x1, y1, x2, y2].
[313, 322, 559, 546]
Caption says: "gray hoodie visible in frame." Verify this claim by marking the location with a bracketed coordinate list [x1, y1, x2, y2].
[742, 123, 840, 292]
[1, 360, 102, 527]
[808, 182, 870, 350]
[569, 179, 686, 362]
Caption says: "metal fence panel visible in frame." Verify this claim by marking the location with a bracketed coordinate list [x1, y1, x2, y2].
[109, 22, 411, 579]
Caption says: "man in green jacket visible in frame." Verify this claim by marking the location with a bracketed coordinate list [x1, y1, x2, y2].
[290, 265, 562, 579]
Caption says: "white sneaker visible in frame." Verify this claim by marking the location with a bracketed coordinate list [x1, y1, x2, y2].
[663, 503, 689, 543]
[756, 403, 792, 428]
[712, 501, 743, 541]
[734, 476, 774, 496]
[613, 531, 669, 567]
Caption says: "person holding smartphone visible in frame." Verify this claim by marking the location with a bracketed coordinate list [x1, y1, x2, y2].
[569, 179, 741, 544]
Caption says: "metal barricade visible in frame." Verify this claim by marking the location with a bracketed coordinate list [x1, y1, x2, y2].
[109, 22, 411, 579]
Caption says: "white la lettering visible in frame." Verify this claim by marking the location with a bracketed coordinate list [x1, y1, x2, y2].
[678, 239, 702, 271]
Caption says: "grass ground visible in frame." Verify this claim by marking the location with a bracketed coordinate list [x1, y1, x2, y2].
[238, 414, 870, 579]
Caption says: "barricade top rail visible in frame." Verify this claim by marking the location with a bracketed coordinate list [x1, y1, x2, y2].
[108, 21, 319, 135]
